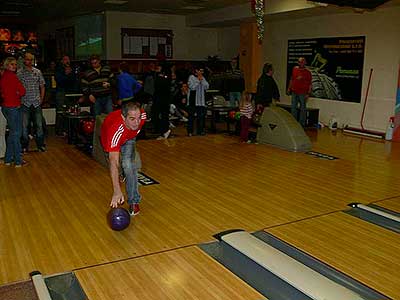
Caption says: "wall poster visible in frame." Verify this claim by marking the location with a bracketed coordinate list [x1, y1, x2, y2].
[121, 28, 173, 59]
[287, 36, 365, 102]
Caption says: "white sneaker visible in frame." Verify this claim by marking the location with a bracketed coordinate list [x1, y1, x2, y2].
[169, 122, 176, 128]
[163, 129, 171, 139]
[181, 117, 188, 122]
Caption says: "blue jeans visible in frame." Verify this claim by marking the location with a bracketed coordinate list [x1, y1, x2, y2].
[0, 107, 6, 158]
[291, 94, 307, 127]
[2, 107, 22, 165]
[94, 95, 113, 117]
[21, 105, 45, 150]
[120, 138, 141, 205]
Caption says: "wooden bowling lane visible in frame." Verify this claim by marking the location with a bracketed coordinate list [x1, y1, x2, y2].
[2, 129, 400, 285]
[266, 212, 400, 299]
[375, 197, 400, 214]
[75, 246, 266, 300]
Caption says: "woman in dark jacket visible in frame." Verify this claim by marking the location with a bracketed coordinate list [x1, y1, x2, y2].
[255, 62, 280, 110]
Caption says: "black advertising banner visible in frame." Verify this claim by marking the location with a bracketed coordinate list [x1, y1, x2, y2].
[287, 36, 365, 102]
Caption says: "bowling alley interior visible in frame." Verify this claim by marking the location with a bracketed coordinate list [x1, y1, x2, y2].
[1, 0, 400, 299]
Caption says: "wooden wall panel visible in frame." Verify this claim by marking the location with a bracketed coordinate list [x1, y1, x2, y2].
[239, 22, 262, 93]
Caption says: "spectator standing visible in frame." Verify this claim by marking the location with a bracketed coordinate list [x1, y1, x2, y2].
[187, 66, 209, 136]
[287, 57, 312, 127]
[81, 54, 114, 117]
[0, 57, 26, 166]
[117, 62, 141, 104]
[255, 62, 280, 111]
[55, 55, 79, 135]
[17, 52, 46, 152]
[239, 92, 254, 143]
[153, 63, 171, 139]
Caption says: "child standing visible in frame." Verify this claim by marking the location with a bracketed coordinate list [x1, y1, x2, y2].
[239, 92, 254, 143]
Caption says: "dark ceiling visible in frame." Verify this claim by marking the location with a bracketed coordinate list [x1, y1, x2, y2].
[0, 0, 249, 21]
[0, 0, 395, 22]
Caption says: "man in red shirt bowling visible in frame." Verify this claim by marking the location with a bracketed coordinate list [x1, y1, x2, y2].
[101, 102, 146, 216]
[287, 57, 312, 127]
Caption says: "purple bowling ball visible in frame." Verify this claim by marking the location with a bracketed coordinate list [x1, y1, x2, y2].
[107, 207, 131, 231]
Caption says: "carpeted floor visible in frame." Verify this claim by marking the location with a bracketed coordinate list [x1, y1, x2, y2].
[0, 280, 38, 300]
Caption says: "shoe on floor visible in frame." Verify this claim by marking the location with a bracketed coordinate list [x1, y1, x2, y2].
[129, 204, 140, 216]
[38, 146, 46, 152]
[15, 160, 28, 168]
[163, 129, 171, 139]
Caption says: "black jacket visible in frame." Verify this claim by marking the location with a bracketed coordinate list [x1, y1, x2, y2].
[255, 74, 280, 106]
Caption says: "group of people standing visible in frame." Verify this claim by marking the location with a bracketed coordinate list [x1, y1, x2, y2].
[141, 62, 209, 139]
[0, 52, 46, 167]
[238, 57, 312, 143]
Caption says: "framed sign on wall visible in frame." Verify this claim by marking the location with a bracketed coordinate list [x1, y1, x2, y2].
[287, 36, 365, 102]
[121, 28, 173, 59]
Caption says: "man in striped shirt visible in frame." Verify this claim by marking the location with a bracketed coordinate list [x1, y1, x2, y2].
[101, 102, 146, 216]
[81, 54, 114, 116]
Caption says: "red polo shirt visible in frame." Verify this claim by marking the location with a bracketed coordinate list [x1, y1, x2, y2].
[101, 109, 146, 152]
[290, 66, 312, 95]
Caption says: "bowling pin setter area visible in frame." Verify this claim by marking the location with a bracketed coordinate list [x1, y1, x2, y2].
[347, 203, 400, 233]
[201, 230, 388, 300]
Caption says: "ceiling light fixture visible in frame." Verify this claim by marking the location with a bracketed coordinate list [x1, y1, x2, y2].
[182, 6, 205, 10]
[0, 10, 21, 15]
[104, 0, 128, 5]
[184, 0, 208, 3]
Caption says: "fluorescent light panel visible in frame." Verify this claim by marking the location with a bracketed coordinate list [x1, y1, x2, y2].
[182, 6, 205, 10]
[104, 0, 128, 4]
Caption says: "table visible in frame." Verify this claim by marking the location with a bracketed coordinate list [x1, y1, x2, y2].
[207, 106, 236, 133]
[65, 113, 93, 144]
[65, 93, 83, 106]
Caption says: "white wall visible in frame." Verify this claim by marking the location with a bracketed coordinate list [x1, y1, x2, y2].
[105, 11, 220, 61]
[263, 6, 400, 131]
[217, 27, 240, 60]
[39, 11, 233, 61]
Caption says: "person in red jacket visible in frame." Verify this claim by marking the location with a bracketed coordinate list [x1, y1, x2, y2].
[0, 57, 26, 167]
[287, 57, 312, 127]
[101, 101, 146, 216]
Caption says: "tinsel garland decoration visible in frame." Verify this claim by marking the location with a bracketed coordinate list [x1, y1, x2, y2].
[251, 0, 265, 42]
